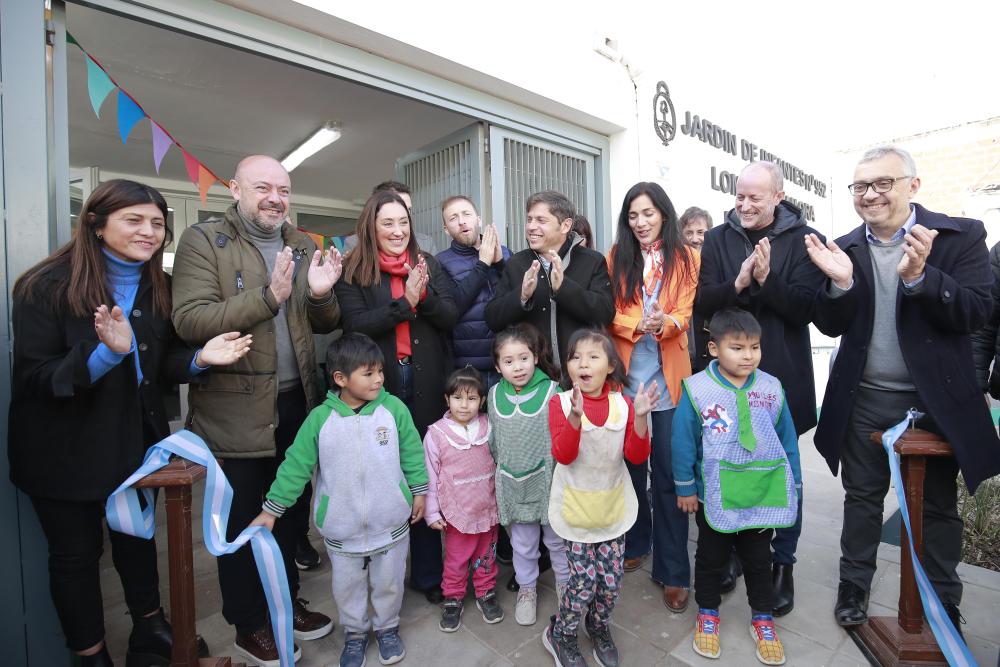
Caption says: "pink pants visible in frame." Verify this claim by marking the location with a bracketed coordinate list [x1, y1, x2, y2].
[441, 523, 499, 599]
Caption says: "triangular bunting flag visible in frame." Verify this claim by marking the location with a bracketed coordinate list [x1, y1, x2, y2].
[150, 122, 172, 174]
[181, 150, 200, 185]
[66, 32, 79, 47]
[117, 90, 146, 143]
[301, 230, 326, 251]
[197, 165, 216, 206]
[86, 58, 116, 118]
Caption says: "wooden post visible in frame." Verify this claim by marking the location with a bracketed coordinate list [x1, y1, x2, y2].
[854, 428, 950, 667]
[135, 458, 242, 667]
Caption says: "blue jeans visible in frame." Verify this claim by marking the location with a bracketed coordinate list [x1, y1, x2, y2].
[397, 362, 444, 590]
[649, 409, 691, 587]
[771, 485, 803, 565]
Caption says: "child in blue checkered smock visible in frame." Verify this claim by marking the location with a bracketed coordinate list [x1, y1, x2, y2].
[671, 308, 801, 666]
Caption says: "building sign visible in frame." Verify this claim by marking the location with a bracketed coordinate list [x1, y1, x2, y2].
[654, 81, 827, 221]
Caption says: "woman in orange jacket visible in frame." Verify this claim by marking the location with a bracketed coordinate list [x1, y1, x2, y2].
[607, 181, 699, 614]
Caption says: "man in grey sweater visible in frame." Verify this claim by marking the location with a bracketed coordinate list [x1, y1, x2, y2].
[806, 146, 999, 634]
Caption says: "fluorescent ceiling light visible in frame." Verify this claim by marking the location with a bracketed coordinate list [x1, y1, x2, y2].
[281, 121, 342, 172]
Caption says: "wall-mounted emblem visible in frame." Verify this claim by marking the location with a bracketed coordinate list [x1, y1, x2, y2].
[653, 81, 677, 147]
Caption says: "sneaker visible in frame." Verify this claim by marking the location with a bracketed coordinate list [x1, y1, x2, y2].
[749, 614, 785, 665]
[295, 535, 321, 570]
[476, 589, 505, 624]
[340, 631, 369, 667]
[582, 614, 618, 667]
[293, 597, 334, 640]
[542, 615, 588, 667]
[373, 626, 405, 665]
[234, 625, 302, 667]
[692, 608, 721, 660]
[439, 598, 464, 632]
[515, 586, 538, 626]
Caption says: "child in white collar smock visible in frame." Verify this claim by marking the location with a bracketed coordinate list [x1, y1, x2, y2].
[424, 367, 504, 632]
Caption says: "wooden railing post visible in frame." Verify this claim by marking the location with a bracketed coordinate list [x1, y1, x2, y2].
[854, 428, 951, 667]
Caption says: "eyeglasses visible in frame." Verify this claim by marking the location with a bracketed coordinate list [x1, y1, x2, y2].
[847, 176, 914, 196]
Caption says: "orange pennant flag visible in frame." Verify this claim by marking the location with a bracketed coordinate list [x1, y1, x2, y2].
[197, 164, 215, 206]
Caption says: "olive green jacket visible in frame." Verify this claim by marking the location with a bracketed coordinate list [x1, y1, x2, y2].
[171, 205, 340, 457]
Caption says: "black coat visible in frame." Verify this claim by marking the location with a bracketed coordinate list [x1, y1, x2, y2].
[694, 202, 826, 435]
[484, 234, 615, 367]
[814, 204, 1000, 493]
[969, 240, 1000, 396]
[334, 253, 459, 436]
[8, 266, 198, 501]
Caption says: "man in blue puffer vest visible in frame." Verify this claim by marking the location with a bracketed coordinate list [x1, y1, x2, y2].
[436, 195, 511, 386]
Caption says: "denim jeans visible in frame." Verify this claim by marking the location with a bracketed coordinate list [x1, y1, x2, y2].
[771, 487, 804, 565]
[397, 361, 444, 590]
[648, 409, 691, 588]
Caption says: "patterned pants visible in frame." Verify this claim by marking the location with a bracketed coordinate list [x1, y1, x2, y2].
[553, 536, 624, 639]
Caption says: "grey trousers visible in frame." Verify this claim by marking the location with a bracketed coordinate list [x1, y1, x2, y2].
[328, 536, 409, 634]
[839, 387, 963, 605]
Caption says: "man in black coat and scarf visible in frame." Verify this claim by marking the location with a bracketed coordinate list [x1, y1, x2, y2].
[693, 160, 826, 616]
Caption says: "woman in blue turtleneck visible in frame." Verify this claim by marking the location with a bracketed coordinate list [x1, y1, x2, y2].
[8, 180, 252, 667]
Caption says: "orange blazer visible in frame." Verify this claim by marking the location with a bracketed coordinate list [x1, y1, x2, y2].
[606, 245, 700, 407]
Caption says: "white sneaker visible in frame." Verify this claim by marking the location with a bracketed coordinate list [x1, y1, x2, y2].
[515, 586, 538, 625]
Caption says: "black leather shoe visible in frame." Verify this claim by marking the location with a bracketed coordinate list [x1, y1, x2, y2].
[127, 608, 171, 666]
[943, 603, 965, 640]
[506, 572, 519, 592]
[720, 552, 742, 594]
[79, 644, 114, 667]
[834, 581, 869, 627]
[772, 563, 794, 616]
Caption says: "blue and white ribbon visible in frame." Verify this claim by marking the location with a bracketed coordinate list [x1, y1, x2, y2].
[106, 429, 295, 667]
[881, 413, 975, 667]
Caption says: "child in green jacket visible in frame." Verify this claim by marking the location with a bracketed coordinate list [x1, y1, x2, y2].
[252, 333, 427, 667]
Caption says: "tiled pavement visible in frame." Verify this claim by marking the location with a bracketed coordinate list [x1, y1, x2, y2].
[100, 431, 1000, 666]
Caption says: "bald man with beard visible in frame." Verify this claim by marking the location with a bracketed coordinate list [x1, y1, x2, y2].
[172, 155, 341, 664]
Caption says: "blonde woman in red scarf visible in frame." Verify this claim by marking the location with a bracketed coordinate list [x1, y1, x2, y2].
[336, 190, 459, 604]
[606, 182, 700, 613]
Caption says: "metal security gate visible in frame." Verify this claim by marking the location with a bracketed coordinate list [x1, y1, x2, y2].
[396, 123, 487, 253]
[489, 126, 597, 252]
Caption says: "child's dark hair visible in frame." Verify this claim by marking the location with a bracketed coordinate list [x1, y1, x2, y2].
[561, 328, 628, 391]
[444, 366, 487, 401]
[326, 332, 384, 379]
[491, 323, 560, 380]
[708, 308, 762, 343]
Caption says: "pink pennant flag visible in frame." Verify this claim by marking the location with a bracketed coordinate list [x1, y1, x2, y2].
[181, 150, 200, 185]
[151, 122, 172, 174]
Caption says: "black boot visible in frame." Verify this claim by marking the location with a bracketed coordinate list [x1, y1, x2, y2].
[834, 581, 868, 627]
[943, 603, 965, 640]
[772, 563, 794, 616]
[78, 644, 114, 667]
[126, 608, 171, 667]
[720, 552, 742, 594]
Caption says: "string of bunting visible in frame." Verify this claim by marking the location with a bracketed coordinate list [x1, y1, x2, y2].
[68, 31, 227, 205]
[69, 32, 354, 245]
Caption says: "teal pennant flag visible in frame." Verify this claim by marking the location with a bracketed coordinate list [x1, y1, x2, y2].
[86, 57, 116, 118]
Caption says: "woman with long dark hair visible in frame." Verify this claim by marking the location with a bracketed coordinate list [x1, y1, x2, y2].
[606, 181, 699, 613]
[8, 179, 251, 666]
[335, 190, 459, 603]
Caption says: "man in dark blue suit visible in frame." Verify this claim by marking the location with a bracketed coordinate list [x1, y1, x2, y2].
[805, 146, 1000, 632]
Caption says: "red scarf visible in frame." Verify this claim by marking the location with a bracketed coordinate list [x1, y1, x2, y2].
[379, 250, 413, 358]
[641, 240, 664, 296]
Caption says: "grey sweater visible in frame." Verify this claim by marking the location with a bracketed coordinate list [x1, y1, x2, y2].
[239, 214, 301, 391]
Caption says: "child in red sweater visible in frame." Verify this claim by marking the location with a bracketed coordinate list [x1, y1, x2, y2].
[543, 329, 660, 667]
